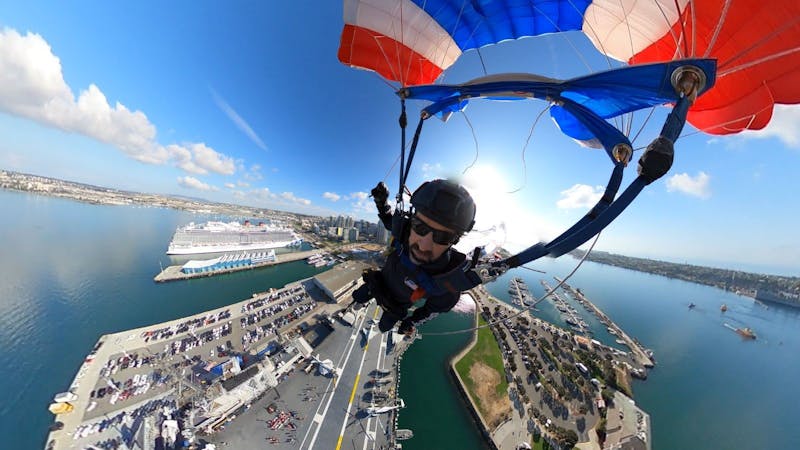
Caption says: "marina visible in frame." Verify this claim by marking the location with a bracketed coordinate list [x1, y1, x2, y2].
[508, 277, 536, 308]
[539, 279, 591, 336]
[552, 277, 655, 369]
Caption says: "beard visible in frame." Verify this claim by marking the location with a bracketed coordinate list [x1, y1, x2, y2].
[409, 243, 434, 265]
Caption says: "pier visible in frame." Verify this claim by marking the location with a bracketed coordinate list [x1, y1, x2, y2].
[47, 261, 412, 450]
[540, 279, 591, 336]
[153, 249, 319, 282]
[554, 277, 655, 369]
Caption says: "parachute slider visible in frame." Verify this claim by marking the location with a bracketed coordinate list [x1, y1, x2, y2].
[671, 65, 707, 103]
[637, 137, 674, 184]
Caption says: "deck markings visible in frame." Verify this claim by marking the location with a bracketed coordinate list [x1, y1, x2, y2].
[335, 309, 378, 450]
[300, 306, 370, 449]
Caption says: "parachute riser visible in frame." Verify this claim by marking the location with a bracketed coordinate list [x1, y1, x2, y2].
[636, 67, 702, 185]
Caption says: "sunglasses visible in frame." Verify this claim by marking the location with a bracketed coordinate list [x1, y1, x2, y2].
[410, 217, 459, 245]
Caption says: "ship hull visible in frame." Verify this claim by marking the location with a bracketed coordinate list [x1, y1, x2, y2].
[167, 239, 297, 255]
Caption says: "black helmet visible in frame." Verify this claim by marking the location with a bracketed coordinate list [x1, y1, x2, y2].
[410, 179, 476, 234]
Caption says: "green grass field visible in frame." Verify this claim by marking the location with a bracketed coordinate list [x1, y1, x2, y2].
[455, 314, 509, 415]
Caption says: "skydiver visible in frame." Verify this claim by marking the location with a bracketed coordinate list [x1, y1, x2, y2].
[349, 179, 476, 335]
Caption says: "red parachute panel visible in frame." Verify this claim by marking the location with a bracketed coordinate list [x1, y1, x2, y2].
[630, 0, 800, 135]
[338, 24, 443, 87]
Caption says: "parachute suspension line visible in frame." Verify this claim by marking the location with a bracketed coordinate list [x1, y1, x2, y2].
[651, 0, 685, 60]
[401, 116, 426, 188]
[618, 0, 637, 65]
[507, 104, 550, 194]
[430, 1, 475, 84]
[629, 107, 658, 151]
[673, 0, 691, 58]
[395, 102, 427, 207]
[689, 0, 696, 57]
[419, 232, 602, 337]
[459, 112, 480, 176]
[370, 34, 401, 86]
[679, 102, 776, 138]
[476, 48, 488, 77]
[381, 151, 402, 186]
[398, 0, 406, 86]
[704, 0, 733, 58]
[720, 46, 800, 78]
[398, 98, 407, 208]
[531, 3, 583, 71]
[565, 1, 617, 71]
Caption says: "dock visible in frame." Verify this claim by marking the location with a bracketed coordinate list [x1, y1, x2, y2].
[153, 249, 319, 282]
[46, 261, 413, 450]
[540, 279, 591, 335]
[554, 276, 655, 368]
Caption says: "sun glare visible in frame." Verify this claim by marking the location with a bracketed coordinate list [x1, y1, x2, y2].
[455, 164, 560, 255]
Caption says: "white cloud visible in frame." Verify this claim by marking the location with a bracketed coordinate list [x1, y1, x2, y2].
[742, 105, 800, 148]
[347, 191, 368, 201]
[237, 180, 250, 188]
[224, 182, 235, 189]
[280, 192, 311, 205]
[420, 162, 443, 176]
[556, 184, 604, 209]
[666, 172, 711, 199]
[210, 88, 268, 151]
[348, 191, 374, 213]
[243, 165, 263, 181]
[0, 28, 236, 175]
[177, 176, 217, 191]
[163, 143, 235, 175]
[252, 187, 276, 200]
[165, 144, 205, 174]
[323, 192, 341, 202]
[189, 143, 236, 175]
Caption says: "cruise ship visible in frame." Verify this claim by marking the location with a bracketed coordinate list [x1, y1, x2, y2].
[167, 220, 301, 255]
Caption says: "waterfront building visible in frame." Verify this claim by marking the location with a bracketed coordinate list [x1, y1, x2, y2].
[313, 261, 370, 303]
[605, 391, 651, 450]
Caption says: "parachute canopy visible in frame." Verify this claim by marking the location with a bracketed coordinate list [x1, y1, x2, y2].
[339, 0, 800, 135]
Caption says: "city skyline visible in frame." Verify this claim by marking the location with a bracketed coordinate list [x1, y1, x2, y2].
[1, 2, 798, 274]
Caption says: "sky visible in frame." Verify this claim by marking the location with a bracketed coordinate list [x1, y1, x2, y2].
[1, 2, 798, 275]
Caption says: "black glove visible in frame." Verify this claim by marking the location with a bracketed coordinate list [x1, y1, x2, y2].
[351, 283, 372, 305]
[371, 182, 389, 205]
[398, 318, 415, 336]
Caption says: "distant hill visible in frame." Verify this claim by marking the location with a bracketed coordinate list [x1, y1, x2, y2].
[571, 249, 800, 307]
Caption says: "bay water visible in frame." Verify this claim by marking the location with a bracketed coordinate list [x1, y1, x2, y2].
[1, 189, 798, 449]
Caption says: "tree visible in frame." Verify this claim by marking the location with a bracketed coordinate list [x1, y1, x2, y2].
[563, 429, 579, 448]
[596, 417, 607, 444]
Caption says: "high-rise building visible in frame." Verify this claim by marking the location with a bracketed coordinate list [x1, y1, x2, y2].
[376, 223, 389, 244]
[348, 227, 359, 242]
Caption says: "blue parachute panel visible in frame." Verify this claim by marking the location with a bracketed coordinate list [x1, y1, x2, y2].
[411, 0, 592, 51]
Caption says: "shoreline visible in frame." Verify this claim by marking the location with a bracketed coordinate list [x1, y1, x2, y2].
[449, 293, 498, 449]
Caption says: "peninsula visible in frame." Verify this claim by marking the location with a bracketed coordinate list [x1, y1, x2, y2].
[571, 249, 800, 308]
